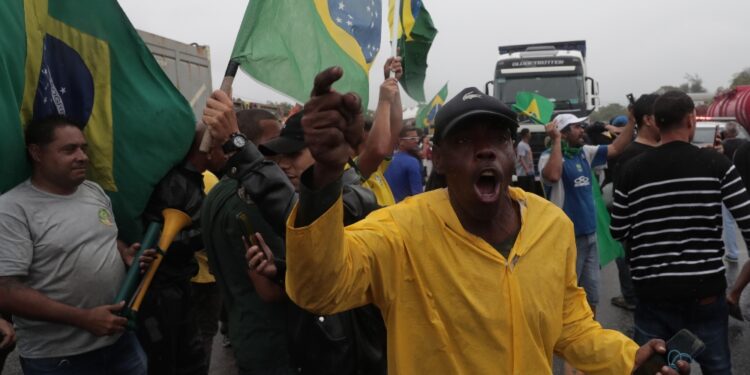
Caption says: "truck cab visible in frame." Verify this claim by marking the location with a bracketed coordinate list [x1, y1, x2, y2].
[487, 40, 599, 120]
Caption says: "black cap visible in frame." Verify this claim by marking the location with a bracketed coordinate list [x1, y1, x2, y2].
[433, 87, 518, 144]
[259, 111, 306, 156]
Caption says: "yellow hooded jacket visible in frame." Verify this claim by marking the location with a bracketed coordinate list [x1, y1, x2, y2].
[286, 187, 638, 374]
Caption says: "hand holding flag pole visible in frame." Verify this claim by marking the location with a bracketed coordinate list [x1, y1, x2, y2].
[389, 0, 401, 78]
[199, 60, 240, 152]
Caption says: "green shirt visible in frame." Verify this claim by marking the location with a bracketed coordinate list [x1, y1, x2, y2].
[201, 178, 291, 372]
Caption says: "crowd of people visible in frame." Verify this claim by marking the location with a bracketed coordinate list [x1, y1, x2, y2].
[4, 55, 749, 375]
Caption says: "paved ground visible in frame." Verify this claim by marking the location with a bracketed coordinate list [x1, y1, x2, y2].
[3, 241, 750, 375]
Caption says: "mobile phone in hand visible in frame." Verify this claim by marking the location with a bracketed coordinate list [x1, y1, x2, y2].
[236, 212, 258, 247]
[633, 329, 705, 375]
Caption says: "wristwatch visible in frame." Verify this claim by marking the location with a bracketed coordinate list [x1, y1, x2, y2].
[222, 132, 248, 154]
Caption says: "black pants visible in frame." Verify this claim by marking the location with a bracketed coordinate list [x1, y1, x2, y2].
[191, 282, 221, 369]
[136, 279, 208, 375]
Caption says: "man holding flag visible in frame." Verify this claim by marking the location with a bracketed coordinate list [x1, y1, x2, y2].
[538, 114, 634, 313]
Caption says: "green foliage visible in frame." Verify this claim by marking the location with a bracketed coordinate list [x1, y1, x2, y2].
[655, 74, 706, 94]
[684, 74, 707, 93]
[731, 68, 750, 88]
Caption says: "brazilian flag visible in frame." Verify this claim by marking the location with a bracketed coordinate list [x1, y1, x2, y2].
[512, 91, 555, 125]
[0, 0, 195, 242]
[232, 0, 383, 108]
[390, 0, 437, 102]
[415, 83, 447, 129]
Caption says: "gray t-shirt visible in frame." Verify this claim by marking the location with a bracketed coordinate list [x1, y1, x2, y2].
[0, 180, 125, 358]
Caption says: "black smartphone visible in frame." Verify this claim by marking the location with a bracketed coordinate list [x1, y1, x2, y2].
[236, 212, 258, 247]
[633, 329, 705, 375]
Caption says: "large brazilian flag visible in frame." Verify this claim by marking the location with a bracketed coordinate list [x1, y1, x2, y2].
[232, 0, 383, 108]
[0, 0, 195, 242]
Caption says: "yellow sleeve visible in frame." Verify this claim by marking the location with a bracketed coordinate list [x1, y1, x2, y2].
[554, 227, 639, 375]
[285, 197, 402, 315]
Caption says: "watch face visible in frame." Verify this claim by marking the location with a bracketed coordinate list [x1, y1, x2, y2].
[233, 136, 247, 148]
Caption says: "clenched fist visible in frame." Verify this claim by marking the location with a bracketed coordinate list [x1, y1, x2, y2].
[302, 67, 365, 188]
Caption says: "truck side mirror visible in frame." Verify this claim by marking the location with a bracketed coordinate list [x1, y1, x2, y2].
[484, 80, 494, 96]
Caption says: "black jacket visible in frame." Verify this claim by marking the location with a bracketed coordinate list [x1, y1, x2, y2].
[225, 144, 385, 375]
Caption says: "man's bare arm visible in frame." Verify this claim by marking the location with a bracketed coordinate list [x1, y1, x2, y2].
[607, 112, 635, 158]
[542, 123, 563, 183]
[357, 81, 396, 178]
[0, 276, 127, 336]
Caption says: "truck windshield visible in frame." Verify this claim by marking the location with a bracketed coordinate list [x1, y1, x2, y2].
[496, 75, 584, 109]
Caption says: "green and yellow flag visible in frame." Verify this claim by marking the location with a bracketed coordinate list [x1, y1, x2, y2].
[591, 173, 624, 267]
[0, 0, 195, 241]
[232, 0, 384, 108]
[415, 83, 447, 129]
[389, 0, 437, 102]
[512, 91, 555, 124]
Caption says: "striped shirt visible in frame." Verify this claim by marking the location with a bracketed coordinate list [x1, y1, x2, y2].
[610, 141, 750, 302]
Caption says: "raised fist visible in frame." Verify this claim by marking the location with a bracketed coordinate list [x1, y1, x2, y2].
[302, 67, 364, 186]
[379, 78, 400, 104]
[384, 56, 403, 80]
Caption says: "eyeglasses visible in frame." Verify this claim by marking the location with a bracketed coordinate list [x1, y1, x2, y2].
[400, 137, 420, 141]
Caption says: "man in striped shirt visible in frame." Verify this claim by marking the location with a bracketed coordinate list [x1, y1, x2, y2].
[610, 90, 750, 374]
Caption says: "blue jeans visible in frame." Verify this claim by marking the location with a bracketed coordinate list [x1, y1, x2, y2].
[20, 332, 147, 375]
[575, 233, 600, 307]
[634, 296, 731, 375]
[722, 204, 739, 259]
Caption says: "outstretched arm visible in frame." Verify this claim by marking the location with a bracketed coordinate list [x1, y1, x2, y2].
[203, 90, 297, 236]
[607, 111, 635, 158]
[285, 68, 401, 314]
[541, 122, 563, 183]
[357, 77, 399, 179]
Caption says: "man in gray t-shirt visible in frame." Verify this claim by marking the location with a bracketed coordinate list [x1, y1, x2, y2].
[0, 116, 152, 374]
[515, 128, 534, 177]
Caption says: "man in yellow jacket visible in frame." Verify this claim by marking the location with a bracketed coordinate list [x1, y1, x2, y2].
[204, 68, 689, 375]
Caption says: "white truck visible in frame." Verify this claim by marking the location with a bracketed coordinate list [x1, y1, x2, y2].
[486, 40, 599, 119]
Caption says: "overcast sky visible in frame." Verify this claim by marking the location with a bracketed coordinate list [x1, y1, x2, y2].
[119, 0, 750, 110]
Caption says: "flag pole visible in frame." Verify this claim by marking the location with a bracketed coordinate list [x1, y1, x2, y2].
[199, 60, 240, 152]
[389, 0, 401, 78]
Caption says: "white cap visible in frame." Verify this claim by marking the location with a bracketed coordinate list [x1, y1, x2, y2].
[554, 114, 588, 132]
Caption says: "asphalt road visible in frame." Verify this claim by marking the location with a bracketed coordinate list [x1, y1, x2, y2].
[3, 242, 750, 375]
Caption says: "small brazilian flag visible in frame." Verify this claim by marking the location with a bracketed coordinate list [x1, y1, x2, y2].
[232, 0, 383, 108]
[0, 0, 195, 242]
[390, 0, 437, 102]
[415, 83, 447, 129]
[511, 91, 555, 125]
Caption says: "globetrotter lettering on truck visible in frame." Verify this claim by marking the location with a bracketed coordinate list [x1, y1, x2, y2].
[510, 59, 566, 67]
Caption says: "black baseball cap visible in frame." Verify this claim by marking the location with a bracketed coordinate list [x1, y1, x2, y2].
[433, 87, 518, 144]
[259, 111, 305, 156]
